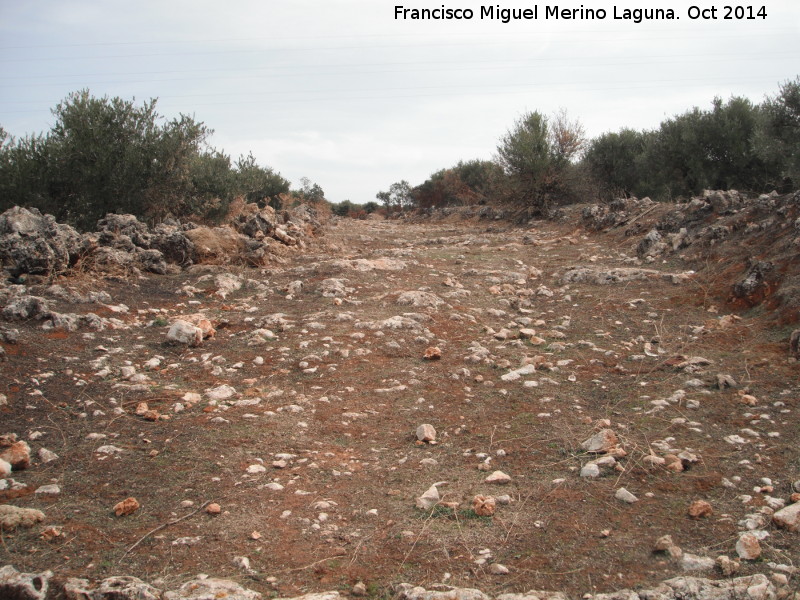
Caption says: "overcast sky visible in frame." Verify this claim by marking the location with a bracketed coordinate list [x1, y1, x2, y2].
[1, 1, 798, 204]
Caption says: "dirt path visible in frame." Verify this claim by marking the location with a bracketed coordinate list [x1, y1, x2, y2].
[1, 214, 798, 597]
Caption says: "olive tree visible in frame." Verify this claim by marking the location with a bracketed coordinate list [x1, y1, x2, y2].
[495, 109, 586, 215]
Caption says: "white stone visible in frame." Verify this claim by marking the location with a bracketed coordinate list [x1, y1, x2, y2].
[680, 552, 716, 571]
[581, 429, 619, 453]
[615, 487, 638, 503]
[416, 483, 441, 510]
[416, 424, 437, 442]
[580, 463, 600, 478]
[167, 320, 203, 346]
[206, 385, 236, 400]
[485, 471, 512, 485]
[736, 533, 762, 560]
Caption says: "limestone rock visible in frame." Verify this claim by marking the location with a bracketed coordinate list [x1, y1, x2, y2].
[394, 583, 489, 600]
[663, 574, 774, 600]
[416, 483, 443, 510]
[37, 448, 59, 463]
[680, 553, 716, 572]
[580, 463, 601, 478]
[113, 497, 140, 517]
[64, 575, 162, 600]
[0, 436, 31, 470]
[0, 206, 83, 276]
[233, 205, 278, 238]
[497, 592, 569, 600]
[319, 278, 349, 297]
[732, 260, 773, 301]
[688, 500, 713, 519]
[397, 291, 444, 308]
[0, 505, 45, 529]
[416, 424, 437, 443]
[716, 555, 741, 576]
[637, 229, 668, 258]
[167, 320, 204, 346]
[2, 295, 51, 321]
[423, 346, 442, 360]
[736, 533, 761, 560]
[589, 574, 775, 600]
[580, 429, 619, 453]
[773, 502, 800, 531]
[614, 488, 638, 504]
[654, 534, 677, 552]
[206, 385, 237, 401]
[0, 565, 52, 600]
[163, 575, 263, 600]
[472, 495, 496, 516]
[485, 471, 511, 485]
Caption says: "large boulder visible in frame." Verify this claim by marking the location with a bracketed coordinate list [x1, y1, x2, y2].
[0, 565, 52, 600]
[0, 206, 84, 276]
[0, 505, 45, 529]
[138, 248, 167, 275]
[64, 576, 161, 600]
[96, 213, 153, 249]
[732, 260, 774, 303]
[163, 575, 262, 600]
[234, 204, 279, 238]
[151, 224, 194, 265]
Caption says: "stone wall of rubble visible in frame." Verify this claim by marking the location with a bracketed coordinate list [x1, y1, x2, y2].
[0, 203, 325, 279]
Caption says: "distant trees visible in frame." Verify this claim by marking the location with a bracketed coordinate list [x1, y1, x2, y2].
[584, 79, 800, 200]
[328, 199, 378, 219]
[412, 160, 503, 210]
[377, 79, 799, 215]
[295, 176, 326, 203]
[376, 180, 412, 211]
[754, 77, 800, 191]
[0, 90, 289, 229]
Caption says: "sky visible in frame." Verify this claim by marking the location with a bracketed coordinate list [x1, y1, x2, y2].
[1, 1, 798, 204]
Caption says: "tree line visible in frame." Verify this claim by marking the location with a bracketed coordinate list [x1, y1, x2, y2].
[0, 90, 300, 230]
[375, 77, 799, 218]
[2, 80, 797, 227]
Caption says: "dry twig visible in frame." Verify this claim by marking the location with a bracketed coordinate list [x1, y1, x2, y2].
[119, 500, 213, 563]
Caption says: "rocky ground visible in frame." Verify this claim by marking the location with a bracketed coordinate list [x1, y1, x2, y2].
[1, 194, 799, 600]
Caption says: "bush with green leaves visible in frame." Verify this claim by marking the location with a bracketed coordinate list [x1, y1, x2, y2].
[0, 90, 288, 230]
[583, 129, 649, 200]
[583, 80, 799, 201]
[754, 77, 800, 191]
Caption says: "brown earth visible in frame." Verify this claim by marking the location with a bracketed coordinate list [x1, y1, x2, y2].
[1, 206, 798, 598]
